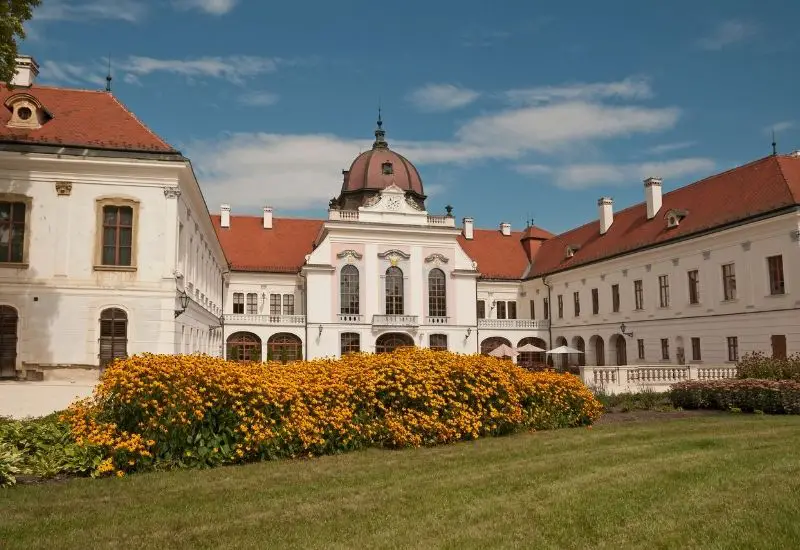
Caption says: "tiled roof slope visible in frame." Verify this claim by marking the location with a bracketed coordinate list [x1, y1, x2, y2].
[211, 215, 324, 273]
[458, 227, 553, 280]
[529, 154, 800, 277]
[0, 85, 177, 153]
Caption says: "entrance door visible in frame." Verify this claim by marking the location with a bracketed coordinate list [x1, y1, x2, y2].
[772, 335, 787, 359]
[0, 306, 18, 378]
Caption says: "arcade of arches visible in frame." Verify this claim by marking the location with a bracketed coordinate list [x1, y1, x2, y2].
[226, 332, 303, 363]
[479, 333, 634, 368]
[375, 332, 414, 354]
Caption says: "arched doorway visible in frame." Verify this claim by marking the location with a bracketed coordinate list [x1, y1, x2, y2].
[589, 335, 605, 366]
[376, 332, 415, 354]
[517, 337, 547, 368]
[267, 333, 303, 363]
[227, 332, 262, 362]
[610, 334, 627, 365]
[554, 336, 569, 369]
[571, 336, 586, 366]
[480, 336, 512, 355]
[0, 305, 18, 379]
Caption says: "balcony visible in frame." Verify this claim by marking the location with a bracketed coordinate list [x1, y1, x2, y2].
[372, 314, 419, 328]
[426, 215, 455, 227]
[478, 319, 550, 330]
[338, 313, 365, 323]
[224, 314, 306, 326]
[328, 209, 359, 221]
[425, 316, 450, 325]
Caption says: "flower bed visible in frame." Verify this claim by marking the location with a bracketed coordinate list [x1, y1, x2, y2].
[670, 379, 800, 414]
[735, 351, 800, 381]
[62, 348, 602, 477]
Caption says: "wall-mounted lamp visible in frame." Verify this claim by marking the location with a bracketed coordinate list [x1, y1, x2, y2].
[318, 325, 323, 337]
[174, 290, 190, 318]
[466, 327, 472, 338]
[620, 323, 634, 338]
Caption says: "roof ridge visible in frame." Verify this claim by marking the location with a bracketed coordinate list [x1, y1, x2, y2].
[773, 155, 800, 203]
[214, 213, 325, 223]
[106, 92, 178, 153]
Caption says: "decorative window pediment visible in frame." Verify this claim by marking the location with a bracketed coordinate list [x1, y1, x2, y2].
[664, 208, 688, 229]
[4, 93, 52, 130]
[424, 253, 449, 264]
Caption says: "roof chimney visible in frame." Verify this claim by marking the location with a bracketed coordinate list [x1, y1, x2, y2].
[462, 217, 474, 240]
[10, 56, 39, 87]
[220, 204, 231, 228]
[500, 222, 511, 236]
[263, 206, 273, 229]
[598, 197, 613, 235]
[644, 177, 663, 220]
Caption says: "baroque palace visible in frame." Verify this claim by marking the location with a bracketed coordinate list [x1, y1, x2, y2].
[1, 56, 799, 384]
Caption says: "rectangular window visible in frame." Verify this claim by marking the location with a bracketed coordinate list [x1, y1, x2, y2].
[691, 337, 701, 361]
[496, 301, 507, 319]
[661, 338, 670, 360]
[283, 294, 295, 315]
[591, 288, 599, 315]
[529, 299, 535, 320]
[722, 263, 736, 300]
[688, 270, 700, 304]
[611, 284, 620, 313]
[429, 334, 448, 351]
[543, 298, 549, 320]
[246, 292, 258, 314]
[727, 336, 739, 362]
[772, 335, 787, 359]
[659, 275, 670, 308]
[507, 301, 517, 319]
[477, 300, 486, 319]
[634, 280, 644, 310]
[340, 333, 360, 355]
[767, 255, 785, 295]
[557, 295, 563, 319]
[637, 339, 645, 360]
[0, 201, 26, 263]
[573, 291, 580, 317]
[101, 205, 133, 266]
[269, 293, 281, 315]
[232, 293, 244, 314]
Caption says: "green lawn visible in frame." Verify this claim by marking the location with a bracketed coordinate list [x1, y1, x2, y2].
[2, 413, 800, 549]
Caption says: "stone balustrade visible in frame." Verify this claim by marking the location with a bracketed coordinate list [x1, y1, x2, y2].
[477, 319, 550, 330]
[580, 365, 738, 394]
[224, 314, 306, 326]
[372, 314, 419, 327]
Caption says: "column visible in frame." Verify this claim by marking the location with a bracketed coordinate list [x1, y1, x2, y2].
[54, 181, 73, 277]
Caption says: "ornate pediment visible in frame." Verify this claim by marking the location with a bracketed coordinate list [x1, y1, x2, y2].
[359, 184, 427, 216]
[336, 249, 363, 262]
[424, 253, 450, 265]
[378, 249, 411, 266]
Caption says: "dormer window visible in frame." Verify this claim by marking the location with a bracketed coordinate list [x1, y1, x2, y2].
[4, 93, 51, 130]
[565, 244, 581, 258]
[664, 208, 688, 229]
[381, 161, 393, 175]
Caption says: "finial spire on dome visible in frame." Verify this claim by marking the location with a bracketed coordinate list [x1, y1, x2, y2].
[373, 104, 388, 149]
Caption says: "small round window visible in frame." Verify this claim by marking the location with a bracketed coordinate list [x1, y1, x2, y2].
[17, 107, 33, 121]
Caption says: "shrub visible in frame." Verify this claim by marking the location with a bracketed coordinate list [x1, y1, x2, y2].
[64, 349, 603, 476]
[736, 351, 800, 381]
[670, 379, 800, 414]
[0, 441, 23, 487]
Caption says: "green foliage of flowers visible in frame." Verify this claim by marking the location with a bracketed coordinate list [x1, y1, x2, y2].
[736, 351, 800, 381]
[670, 379, 800, 414]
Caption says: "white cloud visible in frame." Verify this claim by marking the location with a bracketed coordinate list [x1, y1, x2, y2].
[35, 0, 147, 23]
[504, 77, 653, 105]
[172, 0, 238, 15]
[525, 158, 717, 190]
[407, 84, 481, 112]
[239, 91, 280, 107]
[647, 141, 697, 155]
[38, 60, 108, 88]
[764, 121, 795, 134]
[698, 19, 759, 51]
[122, 55, 281, 84]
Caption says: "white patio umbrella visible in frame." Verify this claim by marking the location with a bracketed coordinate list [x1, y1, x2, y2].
[545, 345, 584, 355]
[517, 343, 546, 353]
[489, 344, 518, 358]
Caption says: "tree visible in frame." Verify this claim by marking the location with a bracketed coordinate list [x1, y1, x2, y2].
[1, 0, 41, 86]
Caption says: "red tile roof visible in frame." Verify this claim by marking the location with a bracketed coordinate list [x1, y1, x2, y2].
[0, 85, 176, 153]
[530, 154, 800, 277]
[211, 215, 324, 273]
[458, 228, 547, 280]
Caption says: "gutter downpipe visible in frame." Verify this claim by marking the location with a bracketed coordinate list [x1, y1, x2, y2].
[542, 276, 553, 367]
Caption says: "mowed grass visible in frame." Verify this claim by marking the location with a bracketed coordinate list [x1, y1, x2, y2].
[2, 414, 800, 549]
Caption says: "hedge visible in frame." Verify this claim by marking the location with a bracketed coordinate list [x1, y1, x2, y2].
[670, 379, 800, 414]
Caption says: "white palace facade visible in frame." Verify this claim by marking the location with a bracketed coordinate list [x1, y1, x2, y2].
[1, 56, 799, 390]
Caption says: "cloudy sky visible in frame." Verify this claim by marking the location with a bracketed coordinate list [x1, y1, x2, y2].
[22, 0, 800, 233]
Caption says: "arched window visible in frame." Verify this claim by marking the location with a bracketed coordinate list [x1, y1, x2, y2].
[0, 305, 18, 379]
[267, 333, 303, 363]
[428, 268, 446, 317]
[227, 332, 261, 362]
[385, 266, 404, 315]
[99, 308, 127, 367]
[480, 336, 512, 355]
[340, 265, 360, 315]
[376, 332, 414, 354]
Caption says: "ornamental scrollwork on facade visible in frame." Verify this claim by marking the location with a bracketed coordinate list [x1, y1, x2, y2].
[163, 186, 182, 199]
[378, 249, 411, 260]
[424, 253, 450, 265]
[54, 181, 72, 196]
[336, 249, 363, 261]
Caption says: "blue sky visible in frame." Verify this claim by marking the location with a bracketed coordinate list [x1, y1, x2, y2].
[21, 0, 800, 234]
